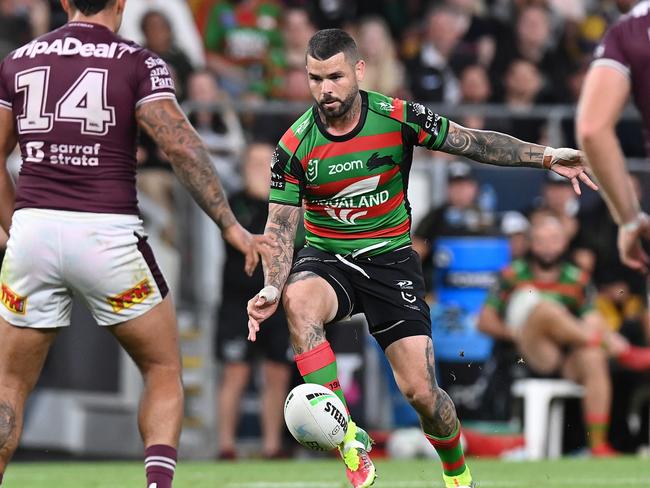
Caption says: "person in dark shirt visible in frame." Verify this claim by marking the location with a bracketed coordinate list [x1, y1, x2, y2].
[413, 161, 496, 292]
[216, 142, 302, 459]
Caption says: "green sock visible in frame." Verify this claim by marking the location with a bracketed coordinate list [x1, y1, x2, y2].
[295, 340, 348, 411]
[424, 421, 470, 479]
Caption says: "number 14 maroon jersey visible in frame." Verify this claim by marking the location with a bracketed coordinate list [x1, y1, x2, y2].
[0, 21, 176, 215]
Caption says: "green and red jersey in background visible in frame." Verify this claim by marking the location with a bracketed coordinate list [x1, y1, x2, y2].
[485, 258, 595, 318]
[270, 90, 449, 257]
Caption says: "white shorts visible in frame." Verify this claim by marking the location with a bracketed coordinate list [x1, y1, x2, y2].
[504, 287, 541, 329]
[0, 208, 168, 328]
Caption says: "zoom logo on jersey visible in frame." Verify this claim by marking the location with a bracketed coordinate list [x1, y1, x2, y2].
[328, 159, 363, 175]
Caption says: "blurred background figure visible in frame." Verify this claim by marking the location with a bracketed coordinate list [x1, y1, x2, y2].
[478, 213, 650, 457]
[357, 16, 405, 97]
[413, 161, 497, 293]
[186, 70, 246, 194]
[0, 0, 49, 58]
[500, 211, 530, 260]
[215, 143, 295, 460]
[405, 4, 468, 103]
[202, 0, 284, 99]
[282, 7, 316, 69]
[120, 0, 205, 69]
[140, 9, 194, 100]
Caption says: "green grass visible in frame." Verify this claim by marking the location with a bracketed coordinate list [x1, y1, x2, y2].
[4, 457, 650, 487]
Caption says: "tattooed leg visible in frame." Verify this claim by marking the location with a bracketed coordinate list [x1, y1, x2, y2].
[284, 273, 349, 407]
[385, 335, 458, 437]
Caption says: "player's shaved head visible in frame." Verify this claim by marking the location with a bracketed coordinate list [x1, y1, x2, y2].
[69, 0, 116, 15]
[307, 29, 360, 65]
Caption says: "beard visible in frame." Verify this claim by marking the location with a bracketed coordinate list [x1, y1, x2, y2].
[317, 87, 358, 119]
[530, 252, 563, 270]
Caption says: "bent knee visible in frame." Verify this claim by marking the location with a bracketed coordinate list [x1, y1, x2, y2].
[283, 274, 338, 326]
[400, 382, 441, 410]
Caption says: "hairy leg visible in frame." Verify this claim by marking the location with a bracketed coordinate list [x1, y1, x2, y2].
[217, 362, 251, 454]
[260, 360, 291, 456]
[0, 318, 57, 472]
[109, 295, 183, 447]
[385, 335, 457, 437]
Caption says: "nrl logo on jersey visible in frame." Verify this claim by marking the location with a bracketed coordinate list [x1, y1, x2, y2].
[376, 100, 394, 112]
[294, 119, 310, 135]
[307, 159, 319, 182]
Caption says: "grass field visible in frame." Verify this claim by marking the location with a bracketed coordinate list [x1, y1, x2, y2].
[4, 457, 650, 487]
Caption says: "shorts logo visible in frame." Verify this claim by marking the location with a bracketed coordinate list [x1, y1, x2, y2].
[401, 292, 417, 303]
[396, 280, 414, 290]
[107, 279, 152, 313]
[1, 283, 26, 314]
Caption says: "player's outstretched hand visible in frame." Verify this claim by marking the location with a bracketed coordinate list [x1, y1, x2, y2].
[223, 223, 276, 276]
[247, 286, 281, 342]
[545, 147, 599, 195]
[618, 212, 650, 273]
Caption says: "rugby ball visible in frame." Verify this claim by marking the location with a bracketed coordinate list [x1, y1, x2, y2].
[284, 383, 348, 451]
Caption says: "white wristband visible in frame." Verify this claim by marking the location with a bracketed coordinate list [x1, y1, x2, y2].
[259, 285, 280, 304]
[543, 147, 580, 169]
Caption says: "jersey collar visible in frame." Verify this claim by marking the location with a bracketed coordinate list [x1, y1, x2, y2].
[312, 90, 368, 142]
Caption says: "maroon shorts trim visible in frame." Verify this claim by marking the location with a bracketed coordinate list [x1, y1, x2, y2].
[134, 232, 169, 299]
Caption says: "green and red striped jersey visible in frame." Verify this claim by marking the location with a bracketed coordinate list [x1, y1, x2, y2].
[485, 258, 595, 318]
[269, 90, 449, 256]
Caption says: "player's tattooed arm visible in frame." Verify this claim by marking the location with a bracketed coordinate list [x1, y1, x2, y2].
[440, 121, 546, 168]
[264, 203, 302, 291]
[136, 98, 236, 230]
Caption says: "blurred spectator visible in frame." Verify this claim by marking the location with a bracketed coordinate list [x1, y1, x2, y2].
[446, 0, 496, 67]
[215, 143, 294, 459]
[413, 161, 496, 292]
[478, 214, 650, 456]
[357, 16, 405, 97]
[282, 7, 316, 69]
[491, 5, 569, 101]
[500, 211, 530, 260]
[498, 59, 547, 143]
[203, 0, 284, 98]
[573, 175, 645, 291]
[186, 70, 246, 193]
[0, 0, 49, 58]
[140, 10, 194, 100]
[120, 0, 205, 68]
[530, 173, 579, 241]
[457, 64, 493, 130]
[405, 5, 468, 103]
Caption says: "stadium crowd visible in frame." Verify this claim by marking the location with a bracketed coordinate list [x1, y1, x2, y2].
[1, 0, 649, 459]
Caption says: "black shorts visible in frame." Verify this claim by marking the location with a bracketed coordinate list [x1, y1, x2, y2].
[290, 246, 431, 350]
[216, 295, 292, 364]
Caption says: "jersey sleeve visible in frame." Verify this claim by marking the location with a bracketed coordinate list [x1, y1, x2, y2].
[403, 101, 449, 150]
[134, 49, 177, 108]
[269, 143, 304, 207]
[484, 268, 514, 317]
[592, 21, 630, 78]
[0, 60, 12, 111]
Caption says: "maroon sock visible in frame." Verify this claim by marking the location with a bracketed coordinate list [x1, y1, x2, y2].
[145, 444, 177, 488]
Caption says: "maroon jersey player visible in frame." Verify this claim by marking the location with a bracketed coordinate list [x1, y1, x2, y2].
[0, 1, 265, 487]
[577, 1, 650, 271]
